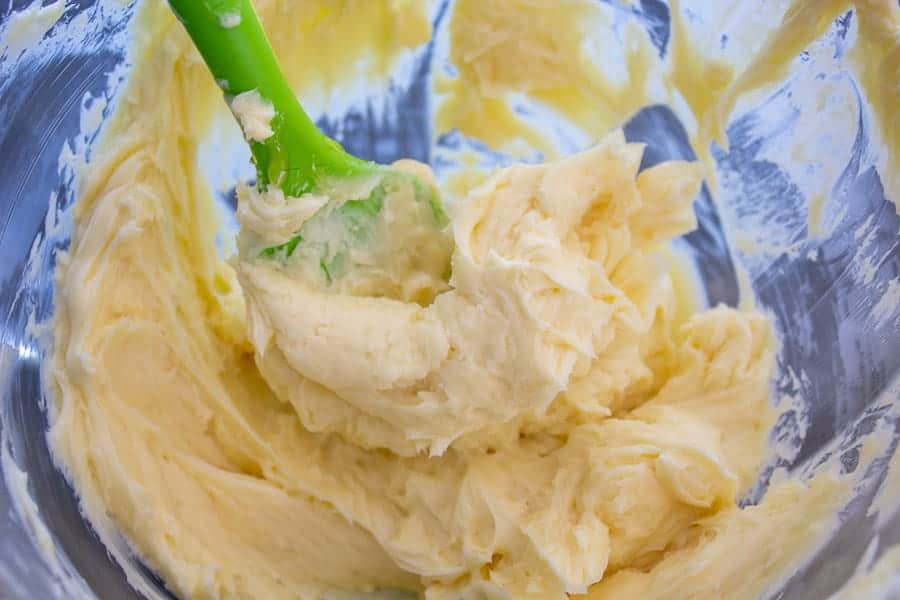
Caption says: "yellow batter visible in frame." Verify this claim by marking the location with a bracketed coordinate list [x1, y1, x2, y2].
[46, 0, 898, 599]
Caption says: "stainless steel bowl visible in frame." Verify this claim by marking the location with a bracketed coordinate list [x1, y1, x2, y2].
[2, 1, 898, 598]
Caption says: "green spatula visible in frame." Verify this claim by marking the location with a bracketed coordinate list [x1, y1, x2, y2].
[167, 0, 451, 297]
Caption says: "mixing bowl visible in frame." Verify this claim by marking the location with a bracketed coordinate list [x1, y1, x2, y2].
[1, 0, 898, 598]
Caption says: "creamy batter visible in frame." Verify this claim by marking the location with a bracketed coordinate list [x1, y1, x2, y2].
[45, 0, 899, 599]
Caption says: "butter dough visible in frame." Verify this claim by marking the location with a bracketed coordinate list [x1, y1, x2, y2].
[45, 0, 897, 599]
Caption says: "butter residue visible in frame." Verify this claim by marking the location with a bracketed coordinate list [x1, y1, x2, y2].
[218, 11, 241, 29]
[0, 0, 66, 58]
[256, 0, 431, 114]
[438, 0, 898, 204]
[708, 0, 851, 150]
[436, 0, 657, 156]
[701, 0, 898, 206]
[229, 90, 276, 142]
